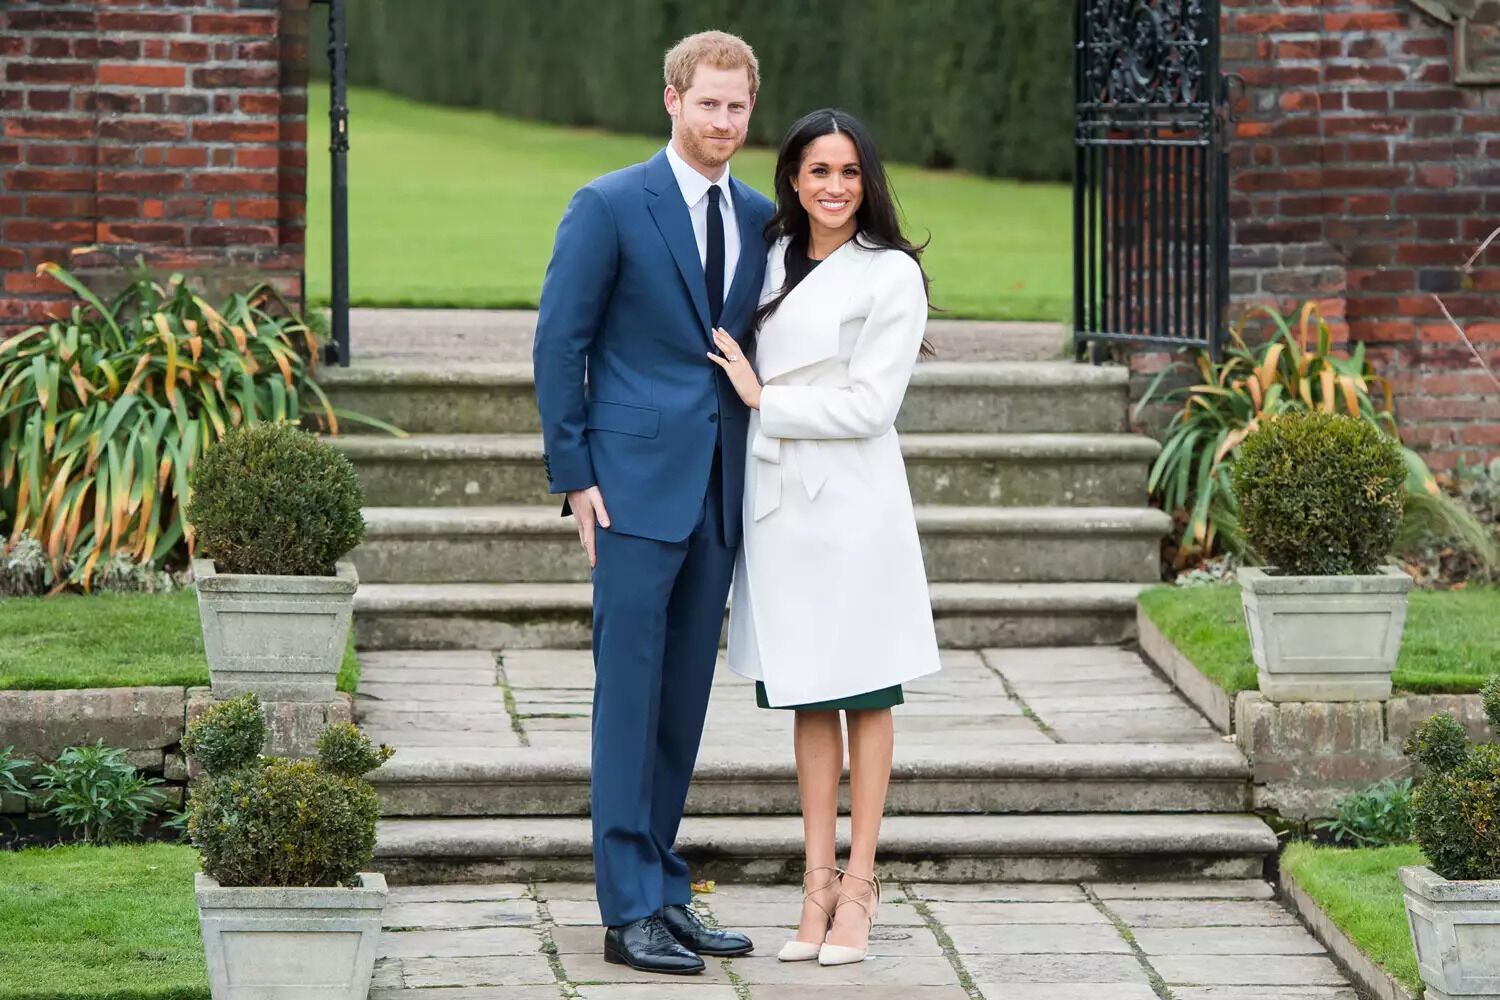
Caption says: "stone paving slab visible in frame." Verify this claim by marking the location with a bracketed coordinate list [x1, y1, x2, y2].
[345, 308, 1065, 365]
[363, 878, 1356, 998]
[978, 986, 1160, 1000]
[1154, 954, 1350, 986]
[358, 645, 1226, 753]
[387, 882, 530, 903]
[399, 954, 558, 988]
[924, 901, 1108, 925]
[378, 927, 542, 958]
[576, 988, 741, 1000]
[1132, 925, 1328, 955]
[1105, 899, 1300, 928]
[371, 989, 562, 1000]
[383, 898, 538, 929]
[945, 923, 1131, 954]
[911, 882, 1085, 902]
[963, 952, 1150, 983]
[1087, 880, 1274, 900]
[1171, 990, 1361, 1000]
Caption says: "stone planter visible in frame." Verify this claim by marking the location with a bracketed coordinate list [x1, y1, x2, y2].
[1238, 565, 1411, 702]
[196, 871, 387, 1000]
[194, 558, 358, 702]
[1401, 865, 1500, 999]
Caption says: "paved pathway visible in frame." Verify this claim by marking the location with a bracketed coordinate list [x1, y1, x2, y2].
[368, 877, 1358, 999]
[355, 645, 1223, 754]
[342, 308, 1069, 367]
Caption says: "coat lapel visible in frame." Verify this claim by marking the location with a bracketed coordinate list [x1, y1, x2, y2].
[755, 237, 868, 383]
[643, 151, 712, 336]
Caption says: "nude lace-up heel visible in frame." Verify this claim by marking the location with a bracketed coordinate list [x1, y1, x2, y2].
[778, 866, 841, 962]
[818, 871, 880, 966]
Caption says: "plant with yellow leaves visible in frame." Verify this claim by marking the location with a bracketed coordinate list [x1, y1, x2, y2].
[1138, 301, 1481, 566]
[0, 262, 374, 591]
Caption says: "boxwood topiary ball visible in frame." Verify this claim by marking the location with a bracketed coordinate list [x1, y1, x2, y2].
[187, 755, 382, 888]
[183, 692, 266, 775]
[1232, 411, 1405, 576]
[187, 421, 365, 577]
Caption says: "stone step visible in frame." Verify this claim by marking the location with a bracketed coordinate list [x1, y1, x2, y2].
[368, 742, 1252, 818]
[352, 581, 1150, 650]
[372, 812, 1278, 885]
[332, 432, 1158, 508]
[351, 505, 1171, 584]
[320, 360, 1131, 436]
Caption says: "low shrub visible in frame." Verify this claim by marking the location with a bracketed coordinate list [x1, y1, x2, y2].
[1406, 678, 1500, 880]
[184, 693, 393, 888]
[1233, 411, 1406, 576]
[186, 421, 365, 577]
[1314, 779, 1415, 848]
[0, 746, 32, 804]
[32, 741, 165, 845]
[1138, 301, 1489, 574]
[0, 262, 339, 591]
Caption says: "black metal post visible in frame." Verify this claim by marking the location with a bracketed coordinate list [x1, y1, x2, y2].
[318, 0, 351, 367]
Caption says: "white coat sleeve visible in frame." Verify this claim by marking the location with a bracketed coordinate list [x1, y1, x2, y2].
[757, 255, 926, 440]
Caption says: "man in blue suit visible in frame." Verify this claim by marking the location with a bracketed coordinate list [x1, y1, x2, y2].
[532, 30, 773, 975]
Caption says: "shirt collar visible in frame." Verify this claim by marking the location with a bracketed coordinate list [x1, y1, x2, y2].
[664, 142, 731, 208]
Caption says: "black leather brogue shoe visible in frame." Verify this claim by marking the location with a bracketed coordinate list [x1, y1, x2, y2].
[660, 902, 755, 957]
[603, 914, 706, 974]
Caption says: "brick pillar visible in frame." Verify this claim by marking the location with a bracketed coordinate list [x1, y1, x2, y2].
[1221, 0, 1500, 469]
[0, 0, 309, 329]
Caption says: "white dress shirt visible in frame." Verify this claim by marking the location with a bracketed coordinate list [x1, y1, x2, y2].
[664, 142, 740, 299]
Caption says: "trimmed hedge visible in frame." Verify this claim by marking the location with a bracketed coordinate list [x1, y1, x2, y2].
[186, 421, 365, 577]
[1233, 411, 1406, 576]
[312, 0, 1075, 181]
[185, 694, 393, 888]
[1406, 679, 1500, 881]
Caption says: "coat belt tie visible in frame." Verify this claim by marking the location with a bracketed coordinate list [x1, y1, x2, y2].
[751, 429, 828, 521]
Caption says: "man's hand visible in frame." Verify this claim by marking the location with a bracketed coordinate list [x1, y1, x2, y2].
[567, 486, 611, 568]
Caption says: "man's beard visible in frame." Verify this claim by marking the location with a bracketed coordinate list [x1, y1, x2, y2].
[678, 126, 743, 167]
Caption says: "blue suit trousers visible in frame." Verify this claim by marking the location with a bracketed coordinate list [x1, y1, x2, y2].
[588, 452, 733, 926]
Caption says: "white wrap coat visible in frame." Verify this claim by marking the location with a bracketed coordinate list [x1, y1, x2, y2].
[727, 236, 943, 706]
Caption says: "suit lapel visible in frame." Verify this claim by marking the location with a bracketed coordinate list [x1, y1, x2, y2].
[720, 176, 764, 327]
[644, 151, 712, 336]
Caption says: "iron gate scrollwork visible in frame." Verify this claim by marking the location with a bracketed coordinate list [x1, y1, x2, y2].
[1073, 0, 1230, 361]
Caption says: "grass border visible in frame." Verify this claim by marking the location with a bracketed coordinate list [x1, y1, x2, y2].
[1279, 863, 1419, 1000]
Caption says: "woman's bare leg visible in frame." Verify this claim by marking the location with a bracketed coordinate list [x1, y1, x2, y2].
[828, 706, 894, 949]
[792, 708, 844, 943]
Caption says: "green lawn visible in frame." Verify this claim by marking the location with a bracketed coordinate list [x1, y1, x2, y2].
[1139, 583, 1500, 696]
[1281, 842, 1425, 995]
[306, 86, 1073, 321]
[0, 590, 359, 693]
[0, 843, 207, 1000]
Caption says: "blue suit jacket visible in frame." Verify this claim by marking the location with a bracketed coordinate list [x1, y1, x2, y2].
[533, 150, 774, 547]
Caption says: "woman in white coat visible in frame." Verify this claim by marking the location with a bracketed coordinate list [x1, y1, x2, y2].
[708, 108, 942, 967]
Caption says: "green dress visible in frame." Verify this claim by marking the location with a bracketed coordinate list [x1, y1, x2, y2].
[756, 681, 904, 711]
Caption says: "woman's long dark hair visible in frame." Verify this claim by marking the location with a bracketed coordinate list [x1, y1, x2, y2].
[754, 108, 934, 357]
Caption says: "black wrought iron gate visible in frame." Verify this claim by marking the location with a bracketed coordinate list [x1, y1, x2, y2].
[1073, 0, 1230, 361]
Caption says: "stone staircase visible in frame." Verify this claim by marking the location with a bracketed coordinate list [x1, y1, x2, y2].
[320, 315, 1276, 886]
[327, 360, 1169, 650]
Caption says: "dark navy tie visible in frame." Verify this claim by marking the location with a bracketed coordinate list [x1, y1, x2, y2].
[706, 184, 724, 327]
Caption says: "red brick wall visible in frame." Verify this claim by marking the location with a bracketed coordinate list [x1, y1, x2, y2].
[0, 0, 309, 328]
[1219, 0, 1500, 469]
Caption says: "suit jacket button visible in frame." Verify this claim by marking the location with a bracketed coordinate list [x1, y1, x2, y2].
[708, 413, 719, 423]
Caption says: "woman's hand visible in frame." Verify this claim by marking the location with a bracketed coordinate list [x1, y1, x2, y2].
[707, 327, 762, 410]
